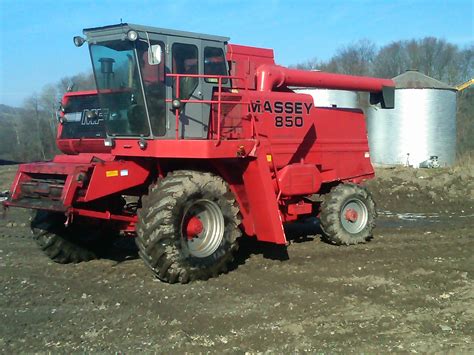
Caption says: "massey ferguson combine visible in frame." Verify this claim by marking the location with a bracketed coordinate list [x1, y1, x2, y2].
[4, 24, 394, 283]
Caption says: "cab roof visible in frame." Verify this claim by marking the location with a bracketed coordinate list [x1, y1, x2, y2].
[83, 23, 230, 43]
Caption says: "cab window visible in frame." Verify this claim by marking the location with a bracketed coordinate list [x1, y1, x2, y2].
[172, 43, 199, 100]
[204, 47, 228, 84]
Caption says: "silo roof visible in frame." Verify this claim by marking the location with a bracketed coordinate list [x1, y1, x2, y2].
[392, 70, 456, 90]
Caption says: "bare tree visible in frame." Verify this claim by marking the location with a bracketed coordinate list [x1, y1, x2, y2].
[373, 38, 471, 84]
[39, 84, 60, 139]
[291, 57, 324, 70]
[373, 41, 410, 78]
[57, 71, 96, 95]
[23, 94, 46, 161]
[326, 39, 377, 76]
[456, 45, 474, 84]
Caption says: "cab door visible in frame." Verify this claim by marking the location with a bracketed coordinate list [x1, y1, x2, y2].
[167, 38, 206, 139]
[137, 34, 167, 137]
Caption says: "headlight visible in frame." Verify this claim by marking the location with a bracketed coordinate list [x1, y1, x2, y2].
[127, 30, 138, 41]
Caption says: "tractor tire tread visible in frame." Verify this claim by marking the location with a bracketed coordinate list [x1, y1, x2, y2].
[136, 170, 241, 284]
[31, 211, 111, 264]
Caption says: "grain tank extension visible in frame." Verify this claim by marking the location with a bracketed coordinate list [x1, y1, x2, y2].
[4, 23, 395, 283]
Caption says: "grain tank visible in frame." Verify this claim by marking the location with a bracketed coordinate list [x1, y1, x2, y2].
[292, 88, 358, 108]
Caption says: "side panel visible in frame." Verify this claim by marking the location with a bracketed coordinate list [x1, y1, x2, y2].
[247, 91, 375, 182]
[241, 150, 286, 244]
[226, 44, 275, 90]
[277, 163, 321, 196]
[214, 153, 286, 244]
[212, 160, 256, 237]
[84, 160, 151, 201]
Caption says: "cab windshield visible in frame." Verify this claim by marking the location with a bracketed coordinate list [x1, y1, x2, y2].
[90, 41, 150, 136]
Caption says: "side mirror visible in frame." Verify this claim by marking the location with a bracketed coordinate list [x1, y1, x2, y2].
[148, 44, 162, 65]
[73, 36, 86, 47]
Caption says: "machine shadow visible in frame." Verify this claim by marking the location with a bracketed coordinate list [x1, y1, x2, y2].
[230, 217, 325, 270]
[101, 236, 140, 263]
[288, 125, 317, 164]
[284, 217, 323, 243]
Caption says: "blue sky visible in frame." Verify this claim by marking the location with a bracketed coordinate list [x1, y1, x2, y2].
[0, 0, 472, 107]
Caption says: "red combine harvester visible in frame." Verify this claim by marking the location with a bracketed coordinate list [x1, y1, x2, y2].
[4, 24, 394, 283]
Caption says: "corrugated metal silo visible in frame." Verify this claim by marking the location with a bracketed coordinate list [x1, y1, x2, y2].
[367, 70, 457, 167]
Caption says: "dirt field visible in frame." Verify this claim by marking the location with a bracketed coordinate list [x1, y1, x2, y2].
[0, 165, 473, 352]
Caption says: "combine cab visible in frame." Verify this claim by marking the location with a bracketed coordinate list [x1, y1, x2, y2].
[5, 23, 394, 283]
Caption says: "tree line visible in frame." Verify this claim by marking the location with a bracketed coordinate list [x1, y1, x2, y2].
[0, 37, 472, 163]
[292, 37, 473, 84]
[0, 72, 95, 162]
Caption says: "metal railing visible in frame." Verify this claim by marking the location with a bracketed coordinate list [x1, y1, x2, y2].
[165, 73, 254, 142]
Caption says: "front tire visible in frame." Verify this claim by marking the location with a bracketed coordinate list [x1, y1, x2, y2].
[31, 211, 112, 263]
[136, 170, 241, 284]
[319, 183, 376, 245]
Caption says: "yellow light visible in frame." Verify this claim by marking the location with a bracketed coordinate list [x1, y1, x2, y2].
[106, 170, 119, 177]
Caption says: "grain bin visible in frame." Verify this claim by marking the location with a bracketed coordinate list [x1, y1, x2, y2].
[367, 70, 457, 167]
[293, 88, 358, 108]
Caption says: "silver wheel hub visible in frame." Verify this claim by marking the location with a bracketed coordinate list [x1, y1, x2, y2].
[340, 198, 369, 234]
[181, 199, 224, 258]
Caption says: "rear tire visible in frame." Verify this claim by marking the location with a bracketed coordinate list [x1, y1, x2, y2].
[31, 211, 113, 263]
[319, 183, 376, 245]
[136, 170, 241, 284]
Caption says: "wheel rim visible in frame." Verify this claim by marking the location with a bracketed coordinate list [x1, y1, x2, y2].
[340, 198, 369, 234]
[181, 199, 225, 258]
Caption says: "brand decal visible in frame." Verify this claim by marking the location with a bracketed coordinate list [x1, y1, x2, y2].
[249, 100, 312, 128]
[81, 108, 107, 126]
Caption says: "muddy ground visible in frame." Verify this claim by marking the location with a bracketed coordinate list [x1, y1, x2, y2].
[0, 165, 473, 352]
